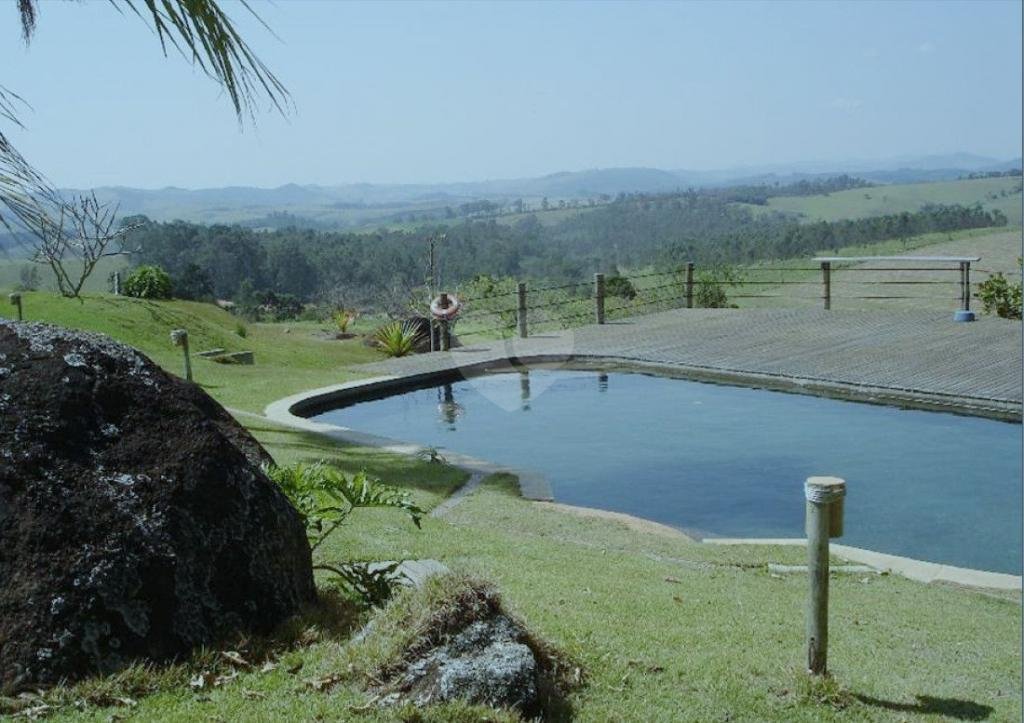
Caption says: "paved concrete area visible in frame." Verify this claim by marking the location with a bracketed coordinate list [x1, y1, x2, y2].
[706, 538, 1021, 590]
[357, 308, 1022, 418]
[263, 307, 1021, 590]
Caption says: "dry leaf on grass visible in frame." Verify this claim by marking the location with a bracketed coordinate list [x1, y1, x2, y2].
[305, 673, 344, 692]
[221, 651, 253, 669]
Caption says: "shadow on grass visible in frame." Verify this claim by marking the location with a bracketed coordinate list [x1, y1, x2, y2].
[1, 589, 364, 718]
[855, 693, 994, 721]
[246, 423, 467, 500]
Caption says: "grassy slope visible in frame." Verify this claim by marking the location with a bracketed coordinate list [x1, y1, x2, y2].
[0, 293, 383, 412]
[752, 176, 1023, 226]
[1, 234, 1020, 720]
[38, 427, 1022, 722]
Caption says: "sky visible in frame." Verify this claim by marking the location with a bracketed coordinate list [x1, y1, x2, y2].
[1, 0, 1021, 189]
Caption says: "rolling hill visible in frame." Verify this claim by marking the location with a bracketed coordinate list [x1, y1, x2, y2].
[750, 176, 1023, 226]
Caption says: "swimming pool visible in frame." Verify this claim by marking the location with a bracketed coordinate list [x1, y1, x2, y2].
[312, 368, 1022, 574]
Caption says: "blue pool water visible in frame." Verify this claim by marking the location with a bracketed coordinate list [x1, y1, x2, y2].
[314, 369, 1022, 574]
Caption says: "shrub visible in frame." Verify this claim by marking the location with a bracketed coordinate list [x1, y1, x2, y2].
[374, 320, 424, 357]
[695, 265, 743, 308]
[124, 265, 172, 299]
[233, 282, 305, 322]
[605, 274, 637, 300]
[977, 267, 1022, 320]
[265, 462, 424, 606]
[235, 322, 248, 338]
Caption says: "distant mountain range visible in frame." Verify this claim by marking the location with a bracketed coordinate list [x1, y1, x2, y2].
[63, 153, 1021, 228]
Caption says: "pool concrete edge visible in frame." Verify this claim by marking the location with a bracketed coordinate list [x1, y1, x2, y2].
[263, 373, 556, 502]
[263, 356, 1021, 590]
[704, 538, 1022, 591]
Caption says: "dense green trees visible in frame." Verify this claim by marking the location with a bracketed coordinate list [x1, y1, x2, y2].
[125, 181, 1006, 315]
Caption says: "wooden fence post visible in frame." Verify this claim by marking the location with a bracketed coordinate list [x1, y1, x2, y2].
[517, 282, 528, 338]
[594, 273, 605, 324]
[439, 293, 451, 351]
[685, 262, 695, 309]
[8, 292, 22, 321]
[805, 476, 846, 676]
[960, 261, 972, 311]
[170, 329, 193, 382]
[821, 261, 831, 310]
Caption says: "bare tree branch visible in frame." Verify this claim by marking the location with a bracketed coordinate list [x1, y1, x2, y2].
[23, 192, 141, 299]
[3, 0, 291, 289]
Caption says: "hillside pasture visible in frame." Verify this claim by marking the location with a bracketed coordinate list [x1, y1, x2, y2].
[752, 176, 1023, 226]
[0, 254, 130, 295]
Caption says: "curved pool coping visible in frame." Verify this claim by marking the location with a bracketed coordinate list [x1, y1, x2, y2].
[263, 354, 1023, 591]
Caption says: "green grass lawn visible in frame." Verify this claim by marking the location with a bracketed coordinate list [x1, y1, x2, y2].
[1, 251, 1020, 721]
[0, 292, 385, 413]
[25, 425, 1021, 722]
[748, 176, 1023, 227]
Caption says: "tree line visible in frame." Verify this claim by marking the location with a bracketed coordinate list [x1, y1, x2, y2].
[123, 182, 1007, 315]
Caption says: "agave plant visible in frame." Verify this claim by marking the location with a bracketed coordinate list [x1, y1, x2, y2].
[332, 309, 357, 333]
[374, 320, 424, 357]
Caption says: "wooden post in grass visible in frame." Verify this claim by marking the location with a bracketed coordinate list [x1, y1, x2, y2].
[805, 475, 846, 676]
[170, 329, 193, 382]
[820, 261, 832, 310]
[8, 292, 22, 321]
[439, 293, 451, 351]
[594, 273, 606, 324]
[517, 282, 528, 338]
[685, 262, 695, 309]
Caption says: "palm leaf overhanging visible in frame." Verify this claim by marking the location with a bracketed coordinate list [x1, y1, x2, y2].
[2, 0, 288, 238]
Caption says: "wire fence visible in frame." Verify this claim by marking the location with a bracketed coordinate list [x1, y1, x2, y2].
[445, 258, 1015, 341]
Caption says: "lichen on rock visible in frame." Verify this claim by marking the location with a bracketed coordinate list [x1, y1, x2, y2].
[0, 320, 316, 692]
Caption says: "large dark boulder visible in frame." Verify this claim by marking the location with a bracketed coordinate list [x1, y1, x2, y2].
[0, 321, 316, 691]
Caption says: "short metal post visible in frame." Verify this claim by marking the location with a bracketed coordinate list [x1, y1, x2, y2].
[517, 282, 528, 338]
[805, 476, 846, 676]
[112, 271, 121, 296]
[821, 261, 831, 310]
[685, 262, 694, 309]
[170, 329, 192, 382]
[439, 293, 451, 351]
[8, 292, 22, 321]
[594, 273, 606, 324]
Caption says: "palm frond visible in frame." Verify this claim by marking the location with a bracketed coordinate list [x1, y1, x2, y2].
[0, 130, 57, 236]
[116, 0, 291, 122]
[17, 0, 36, 43]
[15, 0, 290, 123]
